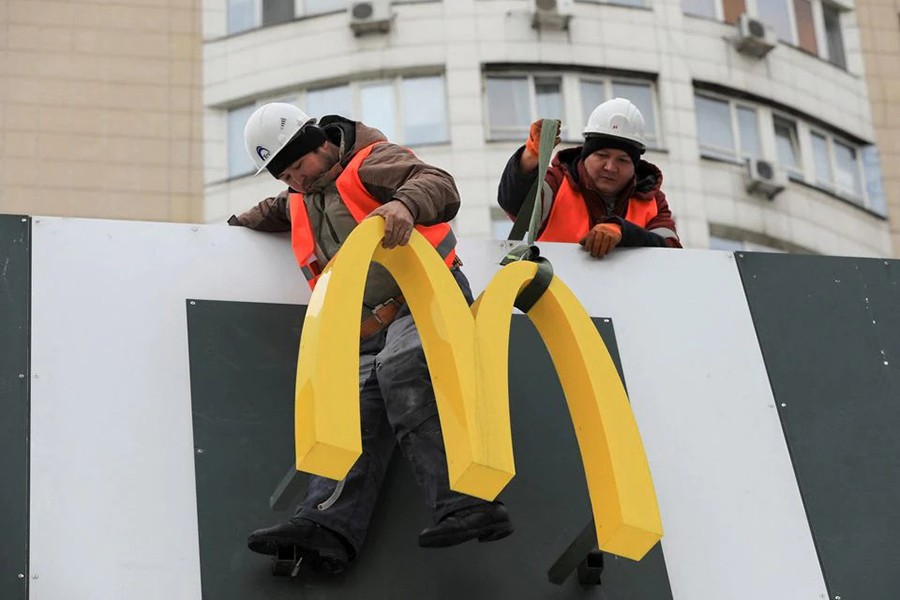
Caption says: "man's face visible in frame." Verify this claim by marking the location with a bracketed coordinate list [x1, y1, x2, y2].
[276, 142, 338, 193]
[582, 148, 635, 197]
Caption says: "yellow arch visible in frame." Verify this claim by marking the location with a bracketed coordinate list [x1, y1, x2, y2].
[473, 261, 663, 559]
[294, 218, 514, 500]
[294, 218, 662, 560]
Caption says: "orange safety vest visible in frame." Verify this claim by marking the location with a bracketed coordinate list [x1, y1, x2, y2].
[289, 142, 458, 289]
[538, 177, 658, 243]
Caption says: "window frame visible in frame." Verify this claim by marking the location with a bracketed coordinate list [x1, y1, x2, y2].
[694, 91, 762, 162]
[223, 72, 450, 181]
[484, 70, 661, 149]
[303, 75, 449, 147]
[682, 0, 849, 69]
[694, 88, 885, 214]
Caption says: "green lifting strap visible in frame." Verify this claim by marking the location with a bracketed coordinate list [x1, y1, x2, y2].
[513, 256, 555, 313]
[502, 119, 559, 311]
[504, 118, 559, 253]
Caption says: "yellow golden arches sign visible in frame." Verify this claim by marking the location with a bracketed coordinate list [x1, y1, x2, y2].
[293, 218, 663, 560]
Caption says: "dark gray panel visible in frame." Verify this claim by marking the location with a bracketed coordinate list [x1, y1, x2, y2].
[188, 300, 671, 599]
[0, 215, 30, 598]
[737, 253, 900, 600]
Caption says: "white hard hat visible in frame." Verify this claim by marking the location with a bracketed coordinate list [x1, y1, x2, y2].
[582, 97, 646, 151]
[244, 102, 316, 176]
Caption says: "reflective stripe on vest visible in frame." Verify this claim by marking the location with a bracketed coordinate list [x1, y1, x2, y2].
[538, 177, 659, 243]
[289, 142, 458, 289]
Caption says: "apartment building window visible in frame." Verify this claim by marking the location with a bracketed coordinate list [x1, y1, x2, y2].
[756, 0, 792, 41]
[228, 0, 295, 34]
[263, 0, 294, 24]
[773, 117, 800, 173]
[402, 76, 448, 145]
[693, 89, 886, 214]
[306, 75, 448, 145]
[228, 0, 257, 34]
[709, 235, 786, 252]
[485, 70, 659, 147]
[486, 76, 563, 140]
[228, 104, 257, 177]
[793, 0, 818, 53]
[861, 146, 887, 215]
[682, 0, 847, 67]
[224, 74, 448, 179]
[306, 85, 353, 118]
[694, 94, 760, 161]
[822, 3, 846, 68]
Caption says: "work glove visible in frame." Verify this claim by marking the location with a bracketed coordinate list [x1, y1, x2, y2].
[579, 222, 622, 258]
[524, 119, 562, 158]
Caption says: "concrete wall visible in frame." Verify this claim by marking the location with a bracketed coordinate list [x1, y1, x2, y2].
[857, 0, 900, 256]
[0, 0, 205, 222]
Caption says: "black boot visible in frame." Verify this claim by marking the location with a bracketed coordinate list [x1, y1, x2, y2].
[247, 518, 352, 574]
[418, 502, 514, 548]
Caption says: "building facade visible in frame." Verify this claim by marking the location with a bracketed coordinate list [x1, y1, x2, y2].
[856, 0, 900, 256]
[203, 0, 892, 256]
[1, 0, 204, 223]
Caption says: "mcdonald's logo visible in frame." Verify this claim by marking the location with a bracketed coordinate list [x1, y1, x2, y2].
[293, 219, 663, 561]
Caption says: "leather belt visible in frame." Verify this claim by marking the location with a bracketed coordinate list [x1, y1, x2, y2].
[359, 294, 405, 339]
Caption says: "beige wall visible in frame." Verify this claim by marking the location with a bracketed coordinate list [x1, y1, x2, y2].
[0, 0, 203, 222]
[858, 0, 900, 257]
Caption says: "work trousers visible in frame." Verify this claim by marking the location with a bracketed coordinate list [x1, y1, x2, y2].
[293, 268, 484, 556]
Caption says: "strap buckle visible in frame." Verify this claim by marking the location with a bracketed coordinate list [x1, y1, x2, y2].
[370, 294, 404, 325]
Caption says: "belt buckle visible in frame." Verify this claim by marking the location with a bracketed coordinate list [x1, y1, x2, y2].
[370, 297, 398, 325]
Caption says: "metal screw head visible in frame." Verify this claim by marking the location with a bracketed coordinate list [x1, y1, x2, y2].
[31, 574, 38, 579]
[780, 403, 787, 407]
[21, 218, 27, 222]
[18, 374, 25, 379]
[189, 301, 196, 306]
[17, 573, 24, 579]
[196, 448, 204, 454]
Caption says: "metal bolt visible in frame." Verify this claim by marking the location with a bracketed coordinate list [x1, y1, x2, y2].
[18, 374, 25, 379]
[737, 253, 744, 258]
[34, 219, 40, 223]
[196, 448, 204, 454]
[191, 227, 198, 232]
[884, 361, 890, 366]
[31, 574, 38, 580]
[603, 318, 610, 323]
[17, 573, 24, 579]
[189, 301, 196, 306]
[835, 596, 841, 600]
[780, 403, 787, 407]
[21, 218, 27, 223]
[33, 374, 39, 379]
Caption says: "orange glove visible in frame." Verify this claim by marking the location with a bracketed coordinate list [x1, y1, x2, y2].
[524, 119, 562, 158]
[579, 223, 622, 258]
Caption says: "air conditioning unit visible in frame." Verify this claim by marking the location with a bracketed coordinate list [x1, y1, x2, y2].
[531, 0, 573, 31]
[734, 13, 776, 58]
[744, 158, 787, 199]
[349, 0, 392, 37]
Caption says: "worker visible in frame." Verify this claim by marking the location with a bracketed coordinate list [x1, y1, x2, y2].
[229, 102, 513, 575]
[497, 97, 681, 256]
